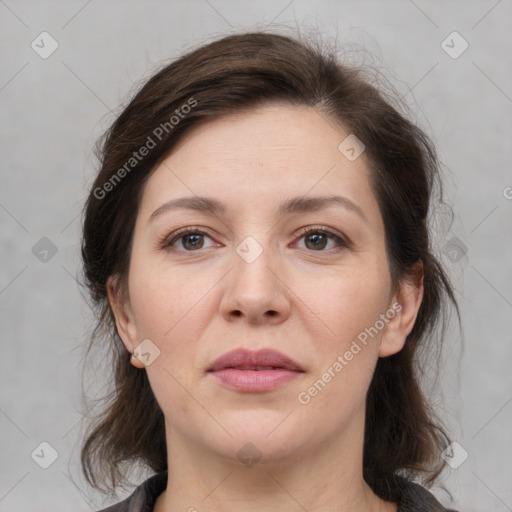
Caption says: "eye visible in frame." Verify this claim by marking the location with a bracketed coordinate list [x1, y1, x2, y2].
[293, 226, 348, 252]
[161, 227, 218, 251]
[160, 226, 349, 253]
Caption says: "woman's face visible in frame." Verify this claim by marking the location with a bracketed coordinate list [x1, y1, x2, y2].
[110, 103, 419, 465]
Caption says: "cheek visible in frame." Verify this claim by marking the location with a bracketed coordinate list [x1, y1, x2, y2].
[292, 263, 391, 346]
[294, 271, 388, 420]
[127, 253, 217, 356]
[127, 261, 213, 415]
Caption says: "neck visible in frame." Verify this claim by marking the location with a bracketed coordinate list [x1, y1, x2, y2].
[154, 414, 396, 512]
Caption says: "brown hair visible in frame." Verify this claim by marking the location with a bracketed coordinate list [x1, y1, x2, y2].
[80, 30, 458, 499]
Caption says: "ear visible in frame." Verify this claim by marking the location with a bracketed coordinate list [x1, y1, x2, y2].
[378, 261, 424, 358]
[107, 276, 145, 369]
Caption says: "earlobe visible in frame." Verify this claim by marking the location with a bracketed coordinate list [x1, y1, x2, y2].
[378, 262, 424, 358]
[107, 276, 144, 367]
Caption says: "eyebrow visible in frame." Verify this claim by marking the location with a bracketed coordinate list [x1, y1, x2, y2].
[148, 194, 367, 224]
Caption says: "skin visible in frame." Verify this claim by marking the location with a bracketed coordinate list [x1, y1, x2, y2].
[108, 103, 423, 512]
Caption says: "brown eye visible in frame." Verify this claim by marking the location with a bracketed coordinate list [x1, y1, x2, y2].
[304, 232, 329, 250]
[181, 233, 205, 250]
[162, 228, 217, 252]
[294, 227, 348, 252]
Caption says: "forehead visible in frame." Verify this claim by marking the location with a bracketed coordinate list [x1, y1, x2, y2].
[139, 103, 380, 222]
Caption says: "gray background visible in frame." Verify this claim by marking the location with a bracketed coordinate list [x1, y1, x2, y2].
[1, 1, 511, 511]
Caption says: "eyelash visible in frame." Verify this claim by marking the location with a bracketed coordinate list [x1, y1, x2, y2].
[159, 226, 350, 254]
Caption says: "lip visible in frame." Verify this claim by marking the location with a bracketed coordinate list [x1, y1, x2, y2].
[208, 348, 303, 372]
[207, 348, 304, 392]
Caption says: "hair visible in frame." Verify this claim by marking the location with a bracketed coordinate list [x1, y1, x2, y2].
[80, 29, 458, 500]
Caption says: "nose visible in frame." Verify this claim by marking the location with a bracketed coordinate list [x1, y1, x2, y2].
[219, 242, 291, 325]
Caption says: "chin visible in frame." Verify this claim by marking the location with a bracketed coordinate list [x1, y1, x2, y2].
[205, 413, 311, 464]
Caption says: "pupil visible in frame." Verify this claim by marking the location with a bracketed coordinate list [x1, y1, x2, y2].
[306, 233, 326, 250]
[184, 234, 203, 249]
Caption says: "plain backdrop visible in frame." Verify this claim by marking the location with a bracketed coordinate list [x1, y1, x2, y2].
[1, 1, 511, 511]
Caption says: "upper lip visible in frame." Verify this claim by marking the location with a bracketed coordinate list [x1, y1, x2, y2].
[207, 348, 304, 372]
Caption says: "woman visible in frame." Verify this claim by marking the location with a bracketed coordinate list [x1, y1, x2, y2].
[81, 31, 460, 512]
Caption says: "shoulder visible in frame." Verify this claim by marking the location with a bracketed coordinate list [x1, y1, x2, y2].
[95, 471, 168, 512]
[396, 476, 459, 512]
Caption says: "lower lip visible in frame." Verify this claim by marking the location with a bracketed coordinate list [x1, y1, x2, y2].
[208, 368, 303, 392]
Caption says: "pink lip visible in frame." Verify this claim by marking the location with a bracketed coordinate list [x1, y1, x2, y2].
[207, 348, 304, 392]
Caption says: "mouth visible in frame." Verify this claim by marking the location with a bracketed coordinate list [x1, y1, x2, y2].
[207, 348, 304, 373]
[219, 366, 290, 370]
[207, 348, 304, 392]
